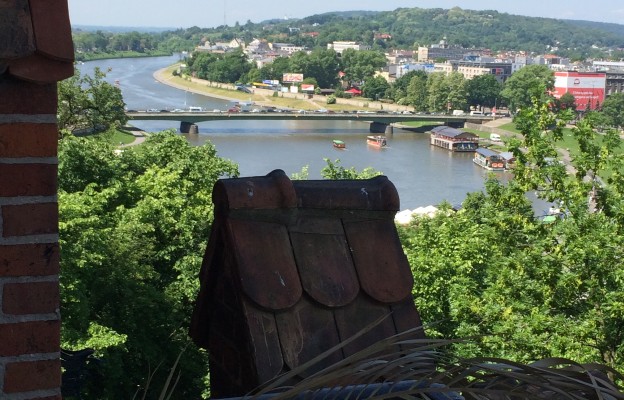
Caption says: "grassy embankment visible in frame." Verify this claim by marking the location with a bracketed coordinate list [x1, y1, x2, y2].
[157, 64, 388, 112]
[83, 127, 138, 145]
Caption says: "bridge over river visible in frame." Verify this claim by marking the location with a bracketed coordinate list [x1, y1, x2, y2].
[126, 111, 492, 134]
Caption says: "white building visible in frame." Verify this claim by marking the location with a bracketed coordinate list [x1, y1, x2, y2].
[270, 43, 306, 55]
[327, 41, 370, 54]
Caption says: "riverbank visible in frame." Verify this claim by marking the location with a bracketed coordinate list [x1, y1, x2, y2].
[152, 64, 413, 112]
[77, 50, 172, 62]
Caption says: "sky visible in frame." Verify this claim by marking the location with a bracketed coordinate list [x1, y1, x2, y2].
[68, 0, 624, 29]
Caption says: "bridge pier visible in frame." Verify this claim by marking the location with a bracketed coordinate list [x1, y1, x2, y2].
[180, 121, 199, 134]
[446, 121, 464, 128]
[370, 122, 393, 135]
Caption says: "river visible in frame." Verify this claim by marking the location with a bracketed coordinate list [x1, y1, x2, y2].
[78, 55, 511, 211]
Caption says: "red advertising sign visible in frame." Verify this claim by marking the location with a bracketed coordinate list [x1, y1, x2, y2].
[554, 72, 606, 111]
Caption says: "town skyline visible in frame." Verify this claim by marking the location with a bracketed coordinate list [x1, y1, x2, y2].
[68, 0, 624, 30]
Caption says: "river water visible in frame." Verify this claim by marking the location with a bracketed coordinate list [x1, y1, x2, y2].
[78, 55, 510, 210]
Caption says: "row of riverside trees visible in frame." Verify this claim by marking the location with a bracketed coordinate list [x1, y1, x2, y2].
[58, 65, 624, 397]
[183, 48, 624, 121]
[184, 47, 501, 110]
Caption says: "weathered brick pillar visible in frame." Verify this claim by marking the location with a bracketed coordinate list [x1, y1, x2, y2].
[0, 1, 73, 398]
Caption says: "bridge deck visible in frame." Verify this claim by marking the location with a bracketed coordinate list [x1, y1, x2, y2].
[126, 111, 491, 124]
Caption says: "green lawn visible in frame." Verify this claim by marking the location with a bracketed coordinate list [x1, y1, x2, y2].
[498, 122, 521, 134]
[401, 121, 444, 128]
[84, 127, 137, 145]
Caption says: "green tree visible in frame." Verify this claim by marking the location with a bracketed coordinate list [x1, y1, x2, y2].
[445, 72, 468, 112]
[320, 159, 382, 179]
[58, 68, 127, 132]
[400, 92, 624, 373]
[500, 65, 554, 113]
[306, 48, 341, 89]
[59, 131, 238, 398]
[426, 72, 450, 112]
[286, 49, 340, 89]
[259, 56, 291, 81]
[466, 74, 502, 109]
[362, 75, 390, 101]
[600, 92, 624, 129]
[340, 49, 386, 87]
[405, 71, 429, 111]
[554, 91, 577, 112]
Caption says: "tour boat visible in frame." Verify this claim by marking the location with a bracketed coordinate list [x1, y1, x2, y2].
[332, 139, 346, 149]
[367, 135, 387, 147]
[473, 148, 505, 171]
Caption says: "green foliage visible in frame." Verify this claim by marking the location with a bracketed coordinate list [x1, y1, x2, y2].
[72, 7, 623, 63]
[186, 49, 252, 83]
[340, 49, 387, 87]
[326, 95, 337, 104]
[320, 158, 383, 179]
[399, 94, 624, 375]
[291, 165, 310, 180]
[501, 65, 555, 112]
[600, 92, 624, 129]
[426, 72, 450, 112]
[58, 68, 128, 132]
[59, 131, 238, 398]
[362, 75, 390, 101]
[466, 74, 502, 108]
[554, 91, 577, 112]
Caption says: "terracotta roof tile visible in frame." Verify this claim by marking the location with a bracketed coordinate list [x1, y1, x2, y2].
[191, 170, 425, 397]
[229, 218, 302, 310]
[343, 219, 414, 303]
[291, 230, 359, 307]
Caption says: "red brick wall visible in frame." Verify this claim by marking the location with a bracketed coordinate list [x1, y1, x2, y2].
[0, 76, 62, 399]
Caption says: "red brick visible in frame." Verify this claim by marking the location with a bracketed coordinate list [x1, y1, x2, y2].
[0, 320, 60, 357]
[0, 164, 57, 197]
[0, 243, 59, 277]
[3, 281, 59, 315]
[0, 123, 58, 157]
[0, 77, 57, 114]
[3, 359, 61, 393]
[2, 203, 58, 237]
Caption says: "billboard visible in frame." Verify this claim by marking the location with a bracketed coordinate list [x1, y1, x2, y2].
[282, 73, 304, 83]
[301, 84, 315, 92]
[554, 72, 606, 111]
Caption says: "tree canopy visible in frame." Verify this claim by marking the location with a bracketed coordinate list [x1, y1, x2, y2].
[500, 65, 554, 112]
[59, 131, 238, 398]
[399, 94, 624, 375]
[58, 68, 128, 132]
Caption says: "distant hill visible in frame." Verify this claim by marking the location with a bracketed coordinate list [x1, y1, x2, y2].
[563, 20, 624, 37]
[72, 25, 175, 33]
[70, 7, 624, 59]
[276, 7, 624, 55]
